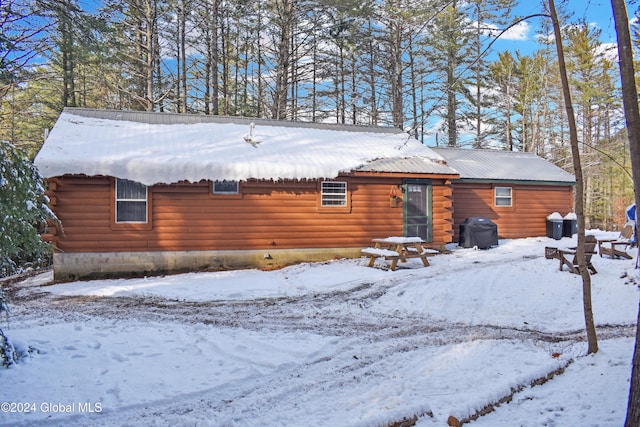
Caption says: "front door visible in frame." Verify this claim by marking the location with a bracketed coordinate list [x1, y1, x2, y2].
[403, 179, 432, 242]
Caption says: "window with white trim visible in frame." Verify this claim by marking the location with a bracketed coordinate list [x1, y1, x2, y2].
[213, 180, 239, 194]
[494, 186, 512, 207]
[321, 181, 347, 206]
[115, 179, 148, 223]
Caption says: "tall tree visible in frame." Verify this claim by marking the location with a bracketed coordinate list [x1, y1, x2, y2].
[610, 0, 640, 424]
[0, 0, 49, 97]
[105, 0, 169, 111]
[42, 0, 108, 108]
[564, 22, 617, 228]
[0, 0, 53, 151]
[467, 0, 515, 148]
[489, 50, 517, 150]
[424, 0, 472, 146]
[267, 0, 295, 119]
[548, 0, 598, 355]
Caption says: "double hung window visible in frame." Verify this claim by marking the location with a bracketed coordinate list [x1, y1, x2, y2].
[115, 179, 148, 223]
[321, 181, 347, 206]
[494, 187, 512, 207]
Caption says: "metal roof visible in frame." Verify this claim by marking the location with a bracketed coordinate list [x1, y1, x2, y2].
[431, 147, 575, 184]
[356, 157, 457, 175]
[35, 108, 457, 185]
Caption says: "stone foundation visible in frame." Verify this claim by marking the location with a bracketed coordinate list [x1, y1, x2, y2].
[52, 247, 363, 281]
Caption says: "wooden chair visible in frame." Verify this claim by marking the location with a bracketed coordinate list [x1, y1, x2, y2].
[598, 223, 635, 259]
[547, 235, 598, 275]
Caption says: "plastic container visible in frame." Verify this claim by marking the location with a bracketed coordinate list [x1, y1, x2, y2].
[546, 212, 563, 240]
[563, 212, 577, 237]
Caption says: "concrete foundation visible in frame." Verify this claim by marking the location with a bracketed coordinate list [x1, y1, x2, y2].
[52, 247, 363, 281]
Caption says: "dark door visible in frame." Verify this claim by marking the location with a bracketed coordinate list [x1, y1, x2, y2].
[403, 179, 432, 241]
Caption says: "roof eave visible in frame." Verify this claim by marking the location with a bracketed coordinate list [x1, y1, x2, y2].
[453, 178, 576, 186]
[349, 171, 460, 180]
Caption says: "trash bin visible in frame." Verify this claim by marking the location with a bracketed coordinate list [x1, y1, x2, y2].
[563, 213, 577, 237]
[459, 217, 498, 249]
[546, 212, 563, 240]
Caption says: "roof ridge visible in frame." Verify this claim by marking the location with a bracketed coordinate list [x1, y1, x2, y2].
[431, 146, 537, 155]
[62, 107, 402, 134]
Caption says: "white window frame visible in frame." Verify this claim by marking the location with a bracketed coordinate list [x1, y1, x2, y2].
[213, 180, 240, 194]
[494, 186, 513, 207]
[115, 179, 148, 223]
[321, 181, 347, 207]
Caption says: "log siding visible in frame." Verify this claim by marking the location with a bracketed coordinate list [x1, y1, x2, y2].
[47, 175, 454, 254]
[450, 182, 574, 241]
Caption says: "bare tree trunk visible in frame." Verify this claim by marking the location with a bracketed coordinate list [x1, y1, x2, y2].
[339, 45, 346, 124]
[506, 82, 513, 150]
[145, 0, 155, 111]
[175, 3, 182, 112]
[390, 17, 404, 129]
[180, 0, 187, 112]
[446, 0, 458, 146]
[289, 22, 297, 121]
[549, 0, 598, 355]
[271, 0, 293, 120]
[610, 0, 640, 424]
[409, 35, 418, 137]
[155, 28, 163, 111]
[60, 0, 76, 107]
[367, 20, 378, 125]
[311, 13, 318, 122]
[212, 0, 219, 115]
[351, 52, 357, 124]
[446, 53, 456, 146]
[256, 0, 263, 118]
[474, 3, 481, 148]
[203, 0, 212, 115]
[221, 8, 229, 115]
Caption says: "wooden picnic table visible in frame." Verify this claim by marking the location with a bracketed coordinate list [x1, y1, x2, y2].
[361, 237, 438, 270]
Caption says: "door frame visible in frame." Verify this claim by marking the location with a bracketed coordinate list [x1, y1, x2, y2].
[402, 178, 433, 242]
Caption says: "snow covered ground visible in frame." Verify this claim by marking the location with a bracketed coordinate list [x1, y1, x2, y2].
[0, 232, 638, 426]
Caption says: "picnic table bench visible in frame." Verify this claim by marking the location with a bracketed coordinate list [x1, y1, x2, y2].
[361, 237, 438, 270]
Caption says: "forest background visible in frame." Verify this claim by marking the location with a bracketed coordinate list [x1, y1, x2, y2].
[2, 0, 639, 229]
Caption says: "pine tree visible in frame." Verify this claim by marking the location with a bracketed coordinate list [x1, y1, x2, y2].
[423, 0, 473, 146]
[0, 141, 57, 277]
[564, 22, 618, 228]
[466, 0, 516, 148]
[488, 50, 517, 150]
[0, 285, 16, 367]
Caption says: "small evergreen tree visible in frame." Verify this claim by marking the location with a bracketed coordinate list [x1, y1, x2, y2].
[0, 140, 57, 277]
[0, 286, 16, 367]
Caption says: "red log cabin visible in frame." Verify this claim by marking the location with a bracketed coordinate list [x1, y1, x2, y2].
[35, 108, 574, 280]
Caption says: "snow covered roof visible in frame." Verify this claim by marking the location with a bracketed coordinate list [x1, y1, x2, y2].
[34, 108, 457, 186]
[431, 147, 576, 184]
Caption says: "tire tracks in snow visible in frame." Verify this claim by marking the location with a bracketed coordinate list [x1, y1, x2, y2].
[3, 268, 637, 426]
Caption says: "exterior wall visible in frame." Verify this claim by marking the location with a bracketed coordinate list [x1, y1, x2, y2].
[450, 181, 574, 241]
[431, 180, 455, 245]
[46, 175, 454, 278]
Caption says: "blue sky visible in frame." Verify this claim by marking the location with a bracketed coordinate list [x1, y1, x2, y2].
[491, 0, 621, 56]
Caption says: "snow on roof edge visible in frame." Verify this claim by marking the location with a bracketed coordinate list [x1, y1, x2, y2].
[35, 109, 451, 186]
